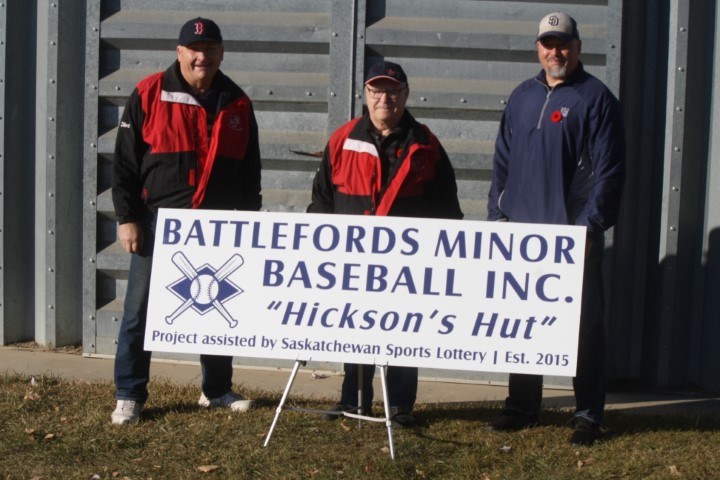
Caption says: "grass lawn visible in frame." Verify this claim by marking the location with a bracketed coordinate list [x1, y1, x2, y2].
[1, 373, 718, 479]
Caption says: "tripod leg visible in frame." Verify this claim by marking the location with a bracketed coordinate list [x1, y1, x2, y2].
[263, 360, 305, 447]
[379, 365, 395, 460]
[357, 365, 364, 428]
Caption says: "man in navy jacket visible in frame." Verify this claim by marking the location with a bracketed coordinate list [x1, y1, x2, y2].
[487, 12, 625, 446]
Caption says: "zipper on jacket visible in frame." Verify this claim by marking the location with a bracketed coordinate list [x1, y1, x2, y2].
[369, 168, 377, 215]
[536, 84, 554, 129]
[193, 107, 203, 187]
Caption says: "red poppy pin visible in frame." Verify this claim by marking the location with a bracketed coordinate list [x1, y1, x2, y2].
[550, 111, 563, 123]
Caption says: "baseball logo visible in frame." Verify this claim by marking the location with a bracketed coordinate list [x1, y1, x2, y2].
[165, 252, 244, 328]
[194, 22, 204, 35]
[190, 274, 219, 305]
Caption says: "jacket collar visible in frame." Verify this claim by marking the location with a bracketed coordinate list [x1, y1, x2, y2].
[534, 61, 588, 87]
[161, 60, 244, 109]
[353, 109, 430, 145]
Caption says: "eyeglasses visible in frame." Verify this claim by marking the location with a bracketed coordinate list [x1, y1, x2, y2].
[366, 86, 407, 100]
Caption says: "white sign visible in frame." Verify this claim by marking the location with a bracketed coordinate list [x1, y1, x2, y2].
[145, 209, 586, 376]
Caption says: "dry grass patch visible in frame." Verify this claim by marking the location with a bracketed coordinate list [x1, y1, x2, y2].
[1, 373, 718, 479]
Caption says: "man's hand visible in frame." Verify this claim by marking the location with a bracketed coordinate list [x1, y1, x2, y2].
[118, 222, 143, 254]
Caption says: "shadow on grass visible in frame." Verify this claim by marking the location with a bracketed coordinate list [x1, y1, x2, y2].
[416, 403, 500, 423]
[141, 402, 204, 421]
[601, 410, 720, 437]
[140, 393, 287, 421]
[127, 385, 720, 442]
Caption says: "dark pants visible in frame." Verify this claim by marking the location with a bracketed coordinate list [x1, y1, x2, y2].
[504, 236, 607, 424]
[113, 214, 234, 403]
[339, 363, 418, 411]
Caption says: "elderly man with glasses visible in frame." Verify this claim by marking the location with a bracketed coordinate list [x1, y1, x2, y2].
[307, 61, 463, 428]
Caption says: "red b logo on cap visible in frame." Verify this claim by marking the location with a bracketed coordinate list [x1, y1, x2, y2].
[194, 22, 204, 35]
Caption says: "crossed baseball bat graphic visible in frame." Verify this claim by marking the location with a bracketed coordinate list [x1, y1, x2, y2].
[165, 252, 244, 328]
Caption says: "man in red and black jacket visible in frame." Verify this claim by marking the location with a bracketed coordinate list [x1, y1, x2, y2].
[110, 17, 261, 425]
[308, 61, 463, 428]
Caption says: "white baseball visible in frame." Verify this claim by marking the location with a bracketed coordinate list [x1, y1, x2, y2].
[190, 274, 219, 305]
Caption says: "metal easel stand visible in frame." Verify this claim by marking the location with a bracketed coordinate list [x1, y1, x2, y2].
[263, 360, 396, 460]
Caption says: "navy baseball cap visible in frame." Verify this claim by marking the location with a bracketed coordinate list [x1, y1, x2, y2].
[365, 61, 408, 85]
[178, 17, 223, 46]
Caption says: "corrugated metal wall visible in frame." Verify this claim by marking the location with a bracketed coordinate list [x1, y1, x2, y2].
[702, 1, 720, 392]
[1, 1, 36, 345]
[2, 0, 84, 348]
[607, 0, 720, 391]
[704, 0, 720, 390]
[2, 0, 719, 391]
[80, 0, 621, 385]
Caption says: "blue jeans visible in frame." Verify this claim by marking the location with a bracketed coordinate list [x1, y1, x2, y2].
[504, 236, 607, 424]
[339, 363, 418, 411]
[113, 214, 234, 403]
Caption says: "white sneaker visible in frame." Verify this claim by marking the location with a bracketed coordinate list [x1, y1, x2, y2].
[111, 399, 143, 425]
[198, 391, 253, 412]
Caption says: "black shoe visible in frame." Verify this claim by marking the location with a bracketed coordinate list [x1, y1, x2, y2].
[321, 403, 349, 421]
[488, 411, 538, 431]
[321, 403, 371, 421]
[389, 406, 415, 428]
[569, 417, 601, 446]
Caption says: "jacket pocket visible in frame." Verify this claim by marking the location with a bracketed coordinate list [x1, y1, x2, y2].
[141, 152, 196, 206]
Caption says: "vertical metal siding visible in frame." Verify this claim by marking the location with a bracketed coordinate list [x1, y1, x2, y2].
[682, 0, 715, 389]
[655, 0, 691, 387]
[0, 0, 4, 344]
[699, 1, 720, 392]
[83, 0, 102, 354]
[607, 0, 658, 383]
[34, 0, 84, 348]
[56, 1, 86, 346]
[611, 0, 720, 390]
[35, 0, 54, 346]
[0, 1, 36, 345]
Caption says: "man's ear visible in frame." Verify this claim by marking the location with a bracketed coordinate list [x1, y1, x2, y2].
[176, 45, 183, 61]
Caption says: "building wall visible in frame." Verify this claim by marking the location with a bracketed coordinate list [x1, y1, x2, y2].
[0, 0, 37, 345]
[2, 0, 719, 391]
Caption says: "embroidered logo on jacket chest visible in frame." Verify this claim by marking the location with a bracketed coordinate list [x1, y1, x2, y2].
[228, 115, 243, 131]
[410, 151, 431, 173]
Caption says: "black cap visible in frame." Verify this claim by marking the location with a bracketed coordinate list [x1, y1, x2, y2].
[365, 61, 408, 85]
[178, 17, 223, 46]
